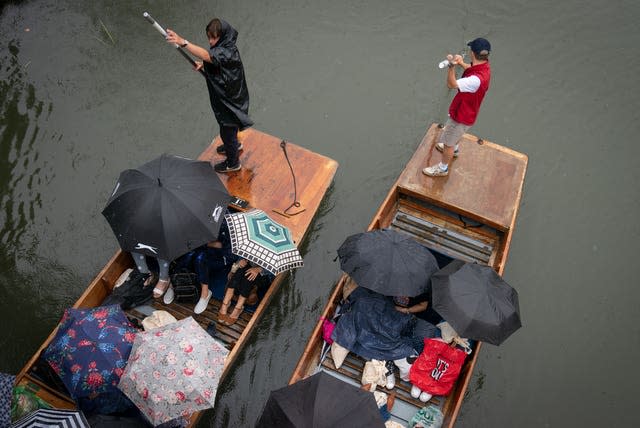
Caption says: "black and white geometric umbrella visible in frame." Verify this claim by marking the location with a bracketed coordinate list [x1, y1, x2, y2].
[225, 209, 303, 275]
[11, 408, 90, 428]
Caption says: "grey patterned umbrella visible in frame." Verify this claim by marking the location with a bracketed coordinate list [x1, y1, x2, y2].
[225, 209, 303, 275]
[11, 408, 90, 428]
[117, 317, 229, 426]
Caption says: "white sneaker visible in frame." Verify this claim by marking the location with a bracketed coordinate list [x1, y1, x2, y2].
[393, 357, 412, 382]
[436, 142, 459, 157]
[410, 385, 421, 399]
[419, 391, 433, 402]
[385, 373, 395, 390]
[384, 361, 396, 389]
[193, 290, 212, 314]
[163, 286, 175, 304]
[422, 164, 449, 177]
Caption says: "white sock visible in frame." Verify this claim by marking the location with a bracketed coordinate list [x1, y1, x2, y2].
[438, 162, 448, 171]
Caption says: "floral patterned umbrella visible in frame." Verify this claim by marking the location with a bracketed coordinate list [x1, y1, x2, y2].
[42, 305, 137, 414]
[117, 317, 229, 426]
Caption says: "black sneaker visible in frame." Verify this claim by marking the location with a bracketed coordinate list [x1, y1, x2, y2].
[216, 143, 243, 154]
[214, 160, 241, 173]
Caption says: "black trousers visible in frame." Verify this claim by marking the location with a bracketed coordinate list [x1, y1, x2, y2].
[227, 265, 269, 298]
[220, 125, 240, 165]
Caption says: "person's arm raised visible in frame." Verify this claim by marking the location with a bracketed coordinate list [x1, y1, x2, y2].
[166, 29, 212, 63]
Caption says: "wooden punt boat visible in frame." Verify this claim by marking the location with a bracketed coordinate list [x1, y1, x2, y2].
[290, 123, 527, 427]
[14, 128, 338, 426]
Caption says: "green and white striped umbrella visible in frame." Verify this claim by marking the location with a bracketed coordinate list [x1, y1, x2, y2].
[225, 209, 303, 275]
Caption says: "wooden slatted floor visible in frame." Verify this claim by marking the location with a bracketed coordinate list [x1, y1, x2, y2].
[126, 297, 252, 352]
[321, 351, 442, 409]
[391, 209, 494, 264]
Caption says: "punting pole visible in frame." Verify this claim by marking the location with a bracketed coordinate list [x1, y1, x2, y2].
[143, 12, 206, 78]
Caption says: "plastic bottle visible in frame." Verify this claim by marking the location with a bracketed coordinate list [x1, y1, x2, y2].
[438, 59, 450, 69]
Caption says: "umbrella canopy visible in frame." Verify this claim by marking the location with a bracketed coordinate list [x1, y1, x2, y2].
[102, 154, 231, 261]
[431, 260, 522, 345]
[11, 408, 90, 428]
[225, 209, 303, 275]
[337, 229, 439, 297]
[117, 317, 229, 426]
[42, 305, 137, 414]
[256, 371, 385, 428]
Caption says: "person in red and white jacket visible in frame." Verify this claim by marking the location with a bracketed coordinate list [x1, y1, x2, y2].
[423, 38, 491, 177]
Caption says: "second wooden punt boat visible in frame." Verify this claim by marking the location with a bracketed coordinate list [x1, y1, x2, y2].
[14, 128, 338, 426]
[290, 123, 527, 427]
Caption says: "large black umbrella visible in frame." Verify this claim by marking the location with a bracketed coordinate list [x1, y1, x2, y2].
[432, 260, 522, 345]
[337, 229, 439, 297]
[256, 371, 384, 428]
[102, 154, 231, 261]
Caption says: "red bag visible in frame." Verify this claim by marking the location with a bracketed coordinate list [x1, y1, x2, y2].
[409, 338, 467, 396]
[320, 316, 335, 344]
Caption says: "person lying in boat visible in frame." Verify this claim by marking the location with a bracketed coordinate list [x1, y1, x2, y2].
[217, 258, 274, 326]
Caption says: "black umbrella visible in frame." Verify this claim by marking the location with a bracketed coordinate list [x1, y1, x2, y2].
[102, 154, 231, 261]
[432, 260, 522, 345]
[256, 371, 384, 428]
[337, 229, 439, 297]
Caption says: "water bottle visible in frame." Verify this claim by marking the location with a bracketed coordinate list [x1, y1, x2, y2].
[438, 59, 451, 69]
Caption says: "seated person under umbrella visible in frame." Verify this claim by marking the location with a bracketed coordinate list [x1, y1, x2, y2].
[332, 286, 438, 362]
[130, 253, 170, 298]
[167, 219, 237, 314]
[393, 290, 443, 327]
[217, 258, 274, 325]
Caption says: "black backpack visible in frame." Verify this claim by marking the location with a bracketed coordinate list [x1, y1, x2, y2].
[171, 269, 200, 304]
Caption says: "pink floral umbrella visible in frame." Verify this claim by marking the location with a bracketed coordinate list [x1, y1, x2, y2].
[117, 317, 228, 426]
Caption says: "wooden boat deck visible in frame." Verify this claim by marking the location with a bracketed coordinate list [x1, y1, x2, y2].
[400, 124, 527, 231]
[15, 128, 338, 425]
[291, 123, 527, 427]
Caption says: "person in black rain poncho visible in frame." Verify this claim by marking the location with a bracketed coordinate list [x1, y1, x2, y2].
[167, 19, 253, 173]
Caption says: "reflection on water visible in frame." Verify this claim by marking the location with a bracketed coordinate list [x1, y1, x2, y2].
[0, 38, 76, 369]
[2, 0, 640, 426]
[0, 39, 48, 256]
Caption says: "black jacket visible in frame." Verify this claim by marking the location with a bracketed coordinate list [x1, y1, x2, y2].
[203, 20, 253, 129]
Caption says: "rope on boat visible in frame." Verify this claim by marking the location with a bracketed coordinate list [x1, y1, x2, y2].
[273, 140, 306, 217]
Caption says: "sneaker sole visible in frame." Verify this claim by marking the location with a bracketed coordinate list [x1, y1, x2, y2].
[435, 144, 459, 158]
[422, 167, 448, 177]
[215, 164, 242, 173]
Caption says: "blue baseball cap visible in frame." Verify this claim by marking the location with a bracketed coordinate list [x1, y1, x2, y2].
[467, 38, 491, 55]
